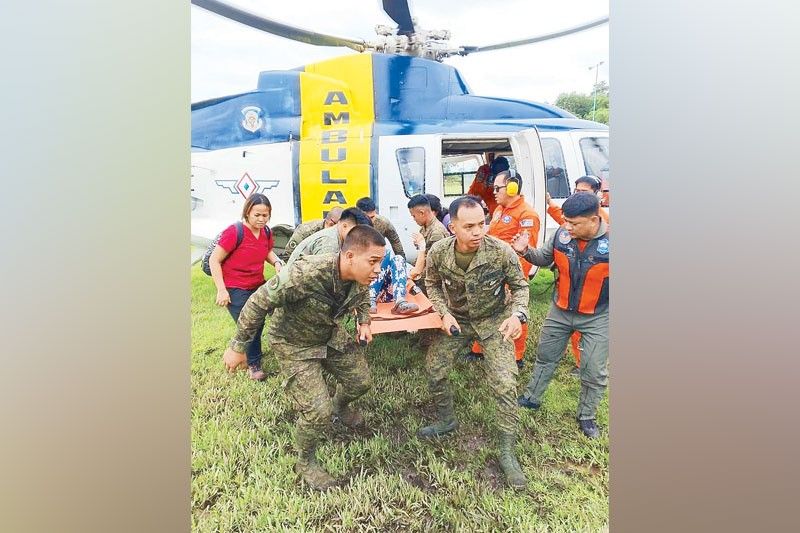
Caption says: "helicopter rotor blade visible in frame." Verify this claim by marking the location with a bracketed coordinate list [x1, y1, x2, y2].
[381, 0, 415, 36]
[460, 16, 608, 55]
[191, 0, 367, 52]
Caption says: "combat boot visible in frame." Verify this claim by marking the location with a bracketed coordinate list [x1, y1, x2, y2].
[417, 400, 459, 438]
[578, 419, 600, 439]
[332, 392, 365, 428]
[498, 432, 527, 490]
[294, 435, 336, 491]
[295, 454, 336, 491]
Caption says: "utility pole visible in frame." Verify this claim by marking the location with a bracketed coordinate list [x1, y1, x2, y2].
[588, 60, 605, 121]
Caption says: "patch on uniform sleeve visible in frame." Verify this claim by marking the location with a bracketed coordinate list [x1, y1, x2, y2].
[268, 276, 280, 289]
[597, 238, 609, 255]
[492, 212, 501, 221]
[520, 219, 535, 228]
[558, 231, 572, 245]
[502, 215, 512, 224]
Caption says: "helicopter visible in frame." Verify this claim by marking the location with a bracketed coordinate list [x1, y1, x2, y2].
[190, 0, 609, 262]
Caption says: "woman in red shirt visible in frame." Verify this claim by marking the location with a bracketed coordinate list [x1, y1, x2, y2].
[208, 193, 283, 381]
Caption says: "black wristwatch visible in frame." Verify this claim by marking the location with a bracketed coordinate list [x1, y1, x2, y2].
[514, 311, 528, 324]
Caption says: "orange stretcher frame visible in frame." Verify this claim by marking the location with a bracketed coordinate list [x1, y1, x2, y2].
[368, 290, 443, 334]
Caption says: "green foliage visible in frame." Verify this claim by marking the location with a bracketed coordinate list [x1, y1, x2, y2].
[192, 266, 608, 531]
[555, 84, 610, 125]
[593, 107, 609, 125]
[555, 92, 594, 120]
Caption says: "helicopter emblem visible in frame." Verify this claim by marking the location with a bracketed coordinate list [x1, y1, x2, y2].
[240, 106, 263, 133]
[214, 173, 280, 199]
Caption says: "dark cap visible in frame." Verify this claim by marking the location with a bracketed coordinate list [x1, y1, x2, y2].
[490, 156, 510, 176]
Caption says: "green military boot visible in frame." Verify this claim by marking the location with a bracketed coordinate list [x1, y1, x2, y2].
[498, 432, 527, 490]
[294, 432, 336, 491]
[417, 400, 459, 438]
[332, 392, 365, 429]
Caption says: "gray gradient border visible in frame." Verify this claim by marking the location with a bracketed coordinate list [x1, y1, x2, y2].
[610, 1, 800, 530]
[0, 2, 189, 532]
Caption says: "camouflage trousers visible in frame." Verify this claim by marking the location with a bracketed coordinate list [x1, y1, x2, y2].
[272, 339, 372, 452]
[520, 306, 609, 420]
[425, 320, 520, 434]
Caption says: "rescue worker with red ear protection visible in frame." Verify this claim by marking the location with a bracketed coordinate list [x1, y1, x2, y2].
[467, 168, 541, 368]
[511, 192, 609, 439]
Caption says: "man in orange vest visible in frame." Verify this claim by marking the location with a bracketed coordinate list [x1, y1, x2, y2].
[546, 175, 609, 375]
[512, 192, 609, 438]
[467, 169, 540, 368]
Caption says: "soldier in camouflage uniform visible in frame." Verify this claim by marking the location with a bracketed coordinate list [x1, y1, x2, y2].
[356, 197, 406, 258]
[420, 195, 531, 490]
[406, 194, 450, 294]
[222, 225, 388, 490]
[285, 207, 371, 267]
[280, 207, 343, 261]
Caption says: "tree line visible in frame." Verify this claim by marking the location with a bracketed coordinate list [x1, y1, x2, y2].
[555, 81, 609, 125]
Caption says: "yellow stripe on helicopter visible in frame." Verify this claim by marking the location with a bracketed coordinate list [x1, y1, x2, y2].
[298, 54, 375, 221]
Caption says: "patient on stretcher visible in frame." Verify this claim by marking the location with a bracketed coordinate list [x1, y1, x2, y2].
[369, 245, 420, 315]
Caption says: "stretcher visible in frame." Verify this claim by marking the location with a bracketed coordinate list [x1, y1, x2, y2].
[367, 289, 443, 335]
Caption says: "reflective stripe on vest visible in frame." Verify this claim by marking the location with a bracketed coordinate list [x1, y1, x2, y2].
[552, 227, 609, 314]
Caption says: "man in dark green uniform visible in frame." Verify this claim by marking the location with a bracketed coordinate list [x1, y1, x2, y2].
[356, 197, 406, 258]
[421, 195, 531, 490]
[222, 225, 387, 490]
[280, 206, 343, 261]
[407, 194, 449, 294]
[285, 207, 370, 267]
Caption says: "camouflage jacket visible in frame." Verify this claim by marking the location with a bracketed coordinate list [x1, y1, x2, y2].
[229, 253, 370, 352]
[281, 219, 325, 260]
[285, 225, 340, 268]
[372, 215, 406, 258]
[418, 216, 450, 286]
[425, 235, 530, 340]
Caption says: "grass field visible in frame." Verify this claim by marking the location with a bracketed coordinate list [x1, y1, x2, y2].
[192, 265, 608, 532]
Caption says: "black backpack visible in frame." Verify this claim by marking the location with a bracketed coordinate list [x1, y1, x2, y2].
[201, 222, 243, 276]
[200, 222, 272, 276]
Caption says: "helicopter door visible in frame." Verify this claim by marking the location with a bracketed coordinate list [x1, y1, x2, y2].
[377, 134, 442, 261]
[509, 128, 547, 250]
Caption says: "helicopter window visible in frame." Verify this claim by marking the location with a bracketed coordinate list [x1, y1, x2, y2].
[579, 137, 610, 183]
[396, 147, 426, 198]
[442, 156, 480, 196]
[541, 138, 570, 199]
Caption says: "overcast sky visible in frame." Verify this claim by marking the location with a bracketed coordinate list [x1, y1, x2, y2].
[191, 0, 609, 106]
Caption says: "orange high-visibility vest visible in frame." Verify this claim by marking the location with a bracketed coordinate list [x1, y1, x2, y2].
[552, 227, 609, 314]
